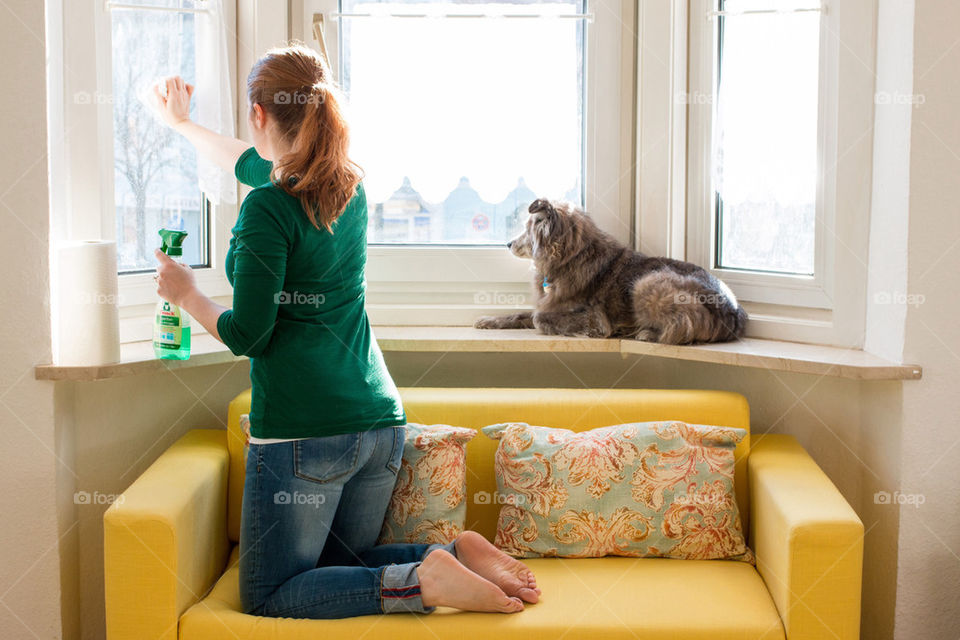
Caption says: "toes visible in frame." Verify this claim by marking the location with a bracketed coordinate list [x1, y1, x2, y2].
[500, 596, 524, 613]
[516, 586, 540, 604]
[521, 569, 539, 590]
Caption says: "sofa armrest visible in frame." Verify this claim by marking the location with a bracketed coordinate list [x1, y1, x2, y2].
[749, 434, 863, 640]
[104, 429, 231, 640]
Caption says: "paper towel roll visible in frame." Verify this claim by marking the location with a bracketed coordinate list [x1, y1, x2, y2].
[56, 241, 122, 366]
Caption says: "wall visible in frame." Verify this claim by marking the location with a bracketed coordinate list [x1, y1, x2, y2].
[69, 361, 251, 640]
[0, 0, 69, 638]
[893, 0, 960, 635]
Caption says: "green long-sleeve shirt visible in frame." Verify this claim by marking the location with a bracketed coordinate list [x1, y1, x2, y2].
[217, 147, 405, 438]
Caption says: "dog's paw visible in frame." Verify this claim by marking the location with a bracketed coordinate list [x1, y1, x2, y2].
[635, 329, 660, 342]
[474, 316, 500, 330]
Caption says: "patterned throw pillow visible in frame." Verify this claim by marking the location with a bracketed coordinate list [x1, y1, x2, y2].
[483, 421, 753, 562]
[378, 423, 478, 545]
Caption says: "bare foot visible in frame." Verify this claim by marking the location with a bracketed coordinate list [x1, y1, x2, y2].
[455, 531, 541, 604]
[419, 549, 524, 613]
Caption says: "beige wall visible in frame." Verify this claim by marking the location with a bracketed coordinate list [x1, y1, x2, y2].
[893, 0, 960, 636]
[0, 0, 69, 638]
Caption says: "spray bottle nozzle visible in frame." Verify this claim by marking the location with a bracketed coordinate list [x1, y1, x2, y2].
[158, 229, 189, 257]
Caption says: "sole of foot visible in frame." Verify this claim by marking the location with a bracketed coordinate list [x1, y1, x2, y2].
[419, 549, 524, 613]
[455, 530, 541, 604]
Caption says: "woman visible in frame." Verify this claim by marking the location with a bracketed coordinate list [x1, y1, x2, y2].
[152, 44, 539, 618]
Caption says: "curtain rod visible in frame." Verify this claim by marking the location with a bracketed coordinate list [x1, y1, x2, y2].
[331, 12, 593, 21]
[104, 1, 209, 14]
[707, 7, 824, 19]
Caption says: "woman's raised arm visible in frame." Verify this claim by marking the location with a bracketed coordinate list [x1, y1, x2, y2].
[153, 75, 249, 173]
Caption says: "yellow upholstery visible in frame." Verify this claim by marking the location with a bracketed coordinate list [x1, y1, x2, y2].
[226, 388, 250, 542]
[104, 388, 863, 640]
[180, 544, 785, 640]
[749, 434, 864, 639]
[104, 429, 231, 640]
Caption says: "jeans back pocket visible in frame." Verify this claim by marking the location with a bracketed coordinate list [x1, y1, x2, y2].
[294, 433, 363, 484]
[386, 425, 406, 475]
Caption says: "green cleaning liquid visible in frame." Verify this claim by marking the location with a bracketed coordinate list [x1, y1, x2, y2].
[153, 229, 191, 360]
[154, 301, 192, 360]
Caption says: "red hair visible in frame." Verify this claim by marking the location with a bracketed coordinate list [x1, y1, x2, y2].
[247, 43, 362, 232]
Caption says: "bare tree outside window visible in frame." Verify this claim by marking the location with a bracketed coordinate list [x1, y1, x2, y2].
[111, 4, 208, 272]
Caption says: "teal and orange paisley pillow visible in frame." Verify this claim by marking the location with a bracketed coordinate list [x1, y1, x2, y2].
[378, 423, 478, 545]
[482, 421, 753, 562]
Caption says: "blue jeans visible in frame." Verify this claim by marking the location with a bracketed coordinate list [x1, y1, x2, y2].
[239, 425, 455, 618]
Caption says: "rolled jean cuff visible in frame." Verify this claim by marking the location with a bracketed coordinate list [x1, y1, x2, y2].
[381, 562, 432, 614]
[425, 539, 457, 560]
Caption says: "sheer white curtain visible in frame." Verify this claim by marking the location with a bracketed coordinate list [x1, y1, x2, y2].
[195, 0, 236, 205]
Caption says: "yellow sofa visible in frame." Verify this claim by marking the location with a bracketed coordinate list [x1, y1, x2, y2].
[104, 388, 863, 640]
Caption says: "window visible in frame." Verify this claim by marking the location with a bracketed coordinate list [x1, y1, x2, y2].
[685, 1, 838, 318]
[298, 0, 630, 325]
[680, 0, 875, 346]
[109, 1, 211, 272]
[713, 0, 820, 275]
[336, 0, 586, 245]
[49, 0, 237, 340]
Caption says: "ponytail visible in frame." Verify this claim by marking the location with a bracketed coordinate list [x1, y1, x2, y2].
[247, 44, 363, 232]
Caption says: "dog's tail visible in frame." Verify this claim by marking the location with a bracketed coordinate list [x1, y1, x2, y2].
[632, 271, 747, 344]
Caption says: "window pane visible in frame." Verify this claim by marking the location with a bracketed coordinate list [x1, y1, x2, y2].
[339, 0, 584, 244]
[111, 6, 208, 272]
[714, 1, 820, 275]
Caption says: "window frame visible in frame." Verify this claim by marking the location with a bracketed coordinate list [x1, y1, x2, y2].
[294, 0, 635, 326]
[50, 0, 239, 342]
[686, 0, 835, 310]
[640, 0, 874, 347]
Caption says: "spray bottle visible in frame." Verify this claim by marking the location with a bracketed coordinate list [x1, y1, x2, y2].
[153, 229, 191, 360]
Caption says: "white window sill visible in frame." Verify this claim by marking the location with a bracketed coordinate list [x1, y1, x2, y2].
[35, 326, 922, 382]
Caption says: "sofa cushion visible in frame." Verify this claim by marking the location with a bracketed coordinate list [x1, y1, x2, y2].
[180, 545, 784, 640]
[226, 388, 752, 544]
[483, 421, 751, 561]
[378, 423, 478, 544]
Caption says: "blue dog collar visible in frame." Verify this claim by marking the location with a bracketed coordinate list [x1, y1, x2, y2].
[542, 277, 551, 291]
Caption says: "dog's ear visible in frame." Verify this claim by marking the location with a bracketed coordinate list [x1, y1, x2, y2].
[529, 198, 556, 217]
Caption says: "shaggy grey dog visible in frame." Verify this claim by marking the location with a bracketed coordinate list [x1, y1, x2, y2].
[474, 199, 747, 344]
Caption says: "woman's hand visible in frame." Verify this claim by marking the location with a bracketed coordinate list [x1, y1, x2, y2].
[153, 76, 194, 129]
[155, 249, 198, 307]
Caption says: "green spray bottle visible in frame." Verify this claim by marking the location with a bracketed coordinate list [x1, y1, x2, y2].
[153, 229, 191, 360]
